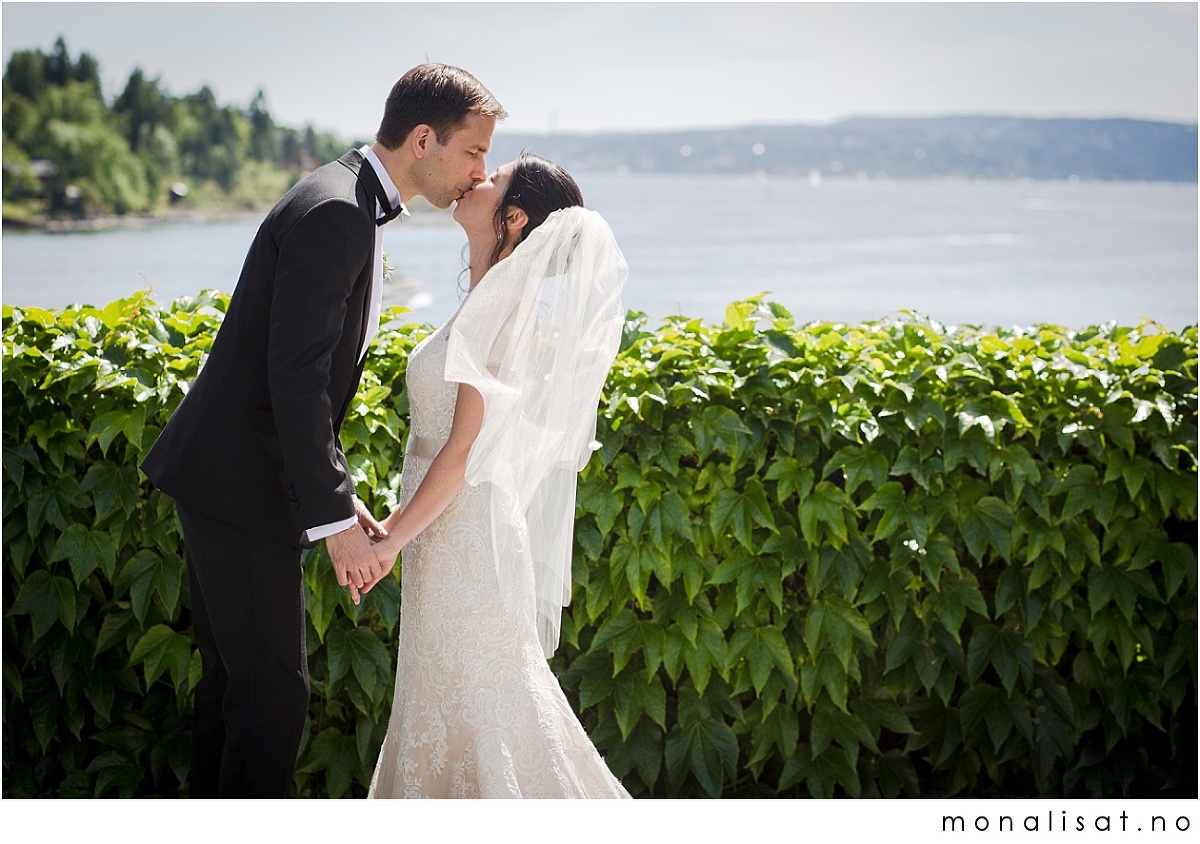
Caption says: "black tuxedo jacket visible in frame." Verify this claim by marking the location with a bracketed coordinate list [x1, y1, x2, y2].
[143, 150, 388, 547]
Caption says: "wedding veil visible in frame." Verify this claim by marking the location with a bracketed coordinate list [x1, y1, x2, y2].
[444, 207, 628, 657]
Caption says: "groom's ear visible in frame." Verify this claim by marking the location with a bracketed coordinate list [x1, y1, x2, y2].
[409, 125, 434, 159]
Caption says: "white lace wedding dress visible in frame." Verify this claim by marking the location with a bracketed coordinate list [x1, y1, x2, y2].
[367, 318, 631, 799]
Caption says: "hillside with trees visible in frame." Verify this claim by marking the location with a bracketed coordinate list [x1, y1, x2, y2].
[489, 116, 1198, 183]
[2, 38, 353, 224]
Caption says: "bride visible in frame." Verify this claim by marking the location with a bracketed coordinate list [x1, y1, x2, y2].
[363, 153, 632, 798]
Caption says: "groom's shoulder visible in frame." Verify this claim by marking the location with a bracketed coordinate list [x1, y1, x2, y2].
[271, 153, 365, 222]
[289, 154, 360, 201]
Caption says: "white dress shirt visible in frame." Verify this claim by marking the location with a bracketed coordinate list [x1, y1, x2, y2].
[304, 146, 407, 544]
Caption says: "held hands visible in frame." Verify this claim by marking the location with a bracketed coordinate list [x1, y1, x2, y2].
[326, 501, 390, 604]
[355, 498, 388, 542]
[360, 508, 404, 596]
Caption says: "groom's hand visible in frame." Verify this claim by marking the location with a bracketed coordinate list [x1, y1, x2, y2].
[359, 514, 403, 596]
[355, 498, 388, 543]
[326, 523, 385, 605]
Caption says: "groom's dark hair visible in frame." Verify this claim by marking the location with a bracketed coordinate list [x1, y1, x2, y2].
[376, 63, 506, 149]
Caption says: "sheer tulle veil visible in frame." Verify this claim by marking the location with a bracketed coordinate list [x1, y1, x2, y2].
[443, 206, 628, 657]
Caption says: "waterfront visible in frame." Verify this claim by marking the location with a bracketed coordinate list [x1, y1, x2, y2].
[3, 173, 1196, 330]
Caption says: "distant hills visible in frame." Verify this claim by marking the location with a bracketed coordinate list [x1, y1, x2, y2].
[488, 116, 1198, 182]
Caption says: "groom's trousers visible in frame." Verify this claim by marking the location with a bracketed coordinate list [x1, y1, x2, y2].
[177, 503, 309, 798]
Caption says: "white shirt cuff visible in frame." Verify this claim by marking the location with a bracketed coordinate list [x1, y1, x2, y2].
[305, 513, 358, 544]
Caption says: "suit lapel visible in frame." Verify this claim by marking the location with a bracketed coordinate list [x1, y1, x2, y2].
[339, 149, 380, 369]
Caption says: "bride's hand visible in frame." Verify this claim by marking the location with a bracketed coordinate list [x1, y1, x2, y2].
[360, 521, 402, 595]
[355, 498, 389, 543]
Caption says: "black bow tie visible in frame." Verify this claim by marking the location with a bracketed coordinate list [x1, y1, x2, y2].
[358, 150, 404, 226]
[376, 202, 403, 226]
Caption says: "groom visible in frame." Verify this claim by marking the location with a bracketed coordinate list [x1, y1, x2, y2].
[141, 63, 505, 798]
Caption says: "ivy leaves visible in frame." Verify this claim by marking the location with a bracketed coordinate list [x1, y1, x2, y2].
[558, 299, 1197, 798]
[4, 292, 210, 796]
[3, 293, 1196, 799]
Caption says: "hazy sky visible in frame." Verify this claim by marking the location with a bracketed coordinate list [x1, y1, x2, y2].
[2, 1, 1197, 138]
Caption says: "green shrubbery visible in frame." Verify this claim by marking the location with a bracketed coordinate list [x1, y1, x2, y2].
[3, 293, 1195, 797]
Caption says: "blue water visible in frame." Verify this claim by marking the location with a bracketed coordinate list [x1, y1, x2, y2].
[3, 174, 1196, 330]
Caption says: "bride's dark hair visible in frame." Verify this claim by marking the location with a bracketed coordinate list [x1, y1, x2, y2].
[487, 152, 584, 269]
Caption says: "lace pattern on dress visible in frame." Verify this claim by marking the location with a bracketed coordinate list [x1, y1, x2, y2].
[368, 320, 630, 799]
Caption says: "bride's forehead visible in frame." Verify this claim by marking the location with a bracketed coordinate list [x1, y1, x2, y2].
[492, 163, 516, 185]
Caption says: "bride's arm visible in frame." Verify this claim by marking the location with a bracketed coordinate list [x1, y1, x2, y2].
[359, 382, 483, 594]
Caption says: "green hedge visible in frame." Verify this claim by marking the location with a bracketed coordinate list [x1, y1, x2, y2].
[2, 292, 1195, 798]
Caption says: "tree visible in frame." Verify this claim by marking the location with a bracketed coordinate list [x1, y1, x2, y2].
[113, 69, 173, 152]
[38, 82, 151, 214]
[44, 37, 71, 87]
[4, 49, 47, 101]
[248, 88, 277, 162]
[2, 37, 352, 218]
[72, 51, 102, 96]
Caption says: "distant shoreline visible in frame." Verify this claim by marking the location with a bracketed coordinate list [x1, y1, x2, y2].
[6, 169, 1196, 235]
[2, 199, 460, 235]
[2, 208, 265, 235]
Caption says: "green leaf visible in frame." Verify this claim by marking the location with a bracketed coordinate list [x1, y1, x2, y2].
[87, 752, 145, 798]
[50, 523, 117, 587]
[665, 714, 739, 798]
[765, 458, 814, 504]
[51, 574, 77, 633]
[579, 480, 623, 534]
[592, 608, 639, 650]
[812, 703, 879, 758]
[744, 626, 797, 695]
[690, 405, 752, 459]
[674, 546, 708, 603]
[1055, 464, 1101, 521]
[959, 495, 1014, 562]
[128, 624, 192, 690]
[806, 596, 873, 670]
[81, 403, 148, 454]
[991, 628, 1034, 693]
[684, 619, 728, 695]
[579, 658, 616, 709]
[639, 491, 691, 552]
[933, 570, 990, 641]
[800, 481, 850, 549]
[861, 481, 905, 534]
[299, 727, 358, 798]
[884, 618, 919, 674]
[664, 627, 688, 683]
[994, 567, 1024, 617]
[344, 626, 390, 701]
[711, 477, 777, 550]
[851, 697, 916, 737]
[919, 534, 960, 590]
[966, 625, 1000, 683]
[79, 463, 140, 522]
[801, 649, 849, 711]
[957, 683, 1000, 735]
[614, 669, 668, 738]
[115, 549, 183, 624]
[12, 571, 60, 641]
[827, 446, 889, 496]
[325, 624, 350, 688]
[96, 609, 137, 655]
